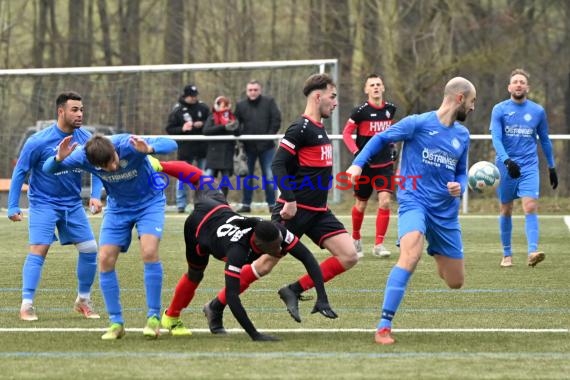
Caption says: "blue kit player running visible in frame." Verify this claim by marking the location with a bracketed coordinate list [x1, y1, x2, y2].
[43, 133, 177, 340]
[490, 68, 557, 268]
[347, 77, 477, 345]
[8, 91, 103, 321]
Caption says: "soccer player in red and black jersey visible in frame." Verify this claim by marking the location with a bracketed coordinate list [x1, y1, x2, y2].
[160, 187, 337, 341]
[262, 73, 359, 323]
[343, 74, 397, 258]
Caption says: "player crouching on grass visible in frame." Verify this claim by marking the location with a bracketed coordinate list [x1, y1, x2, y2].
[149, 159, 338, 340]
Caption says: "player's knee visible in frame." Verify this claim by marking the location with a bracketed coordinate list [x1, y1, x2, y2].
[341, 249, 360, 268]
[446, 278, 464, 289]
[187, 268, 204, 284]
[76, 240, 98, 254]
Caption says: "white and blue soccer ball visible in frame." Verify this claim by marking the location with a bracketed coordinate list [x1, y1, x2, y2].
[468, 161, 500, 193]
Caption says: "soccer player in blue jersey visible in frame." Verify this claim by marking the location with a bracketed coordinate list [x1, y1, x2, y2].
[8, 92, 103, 321]
[43, 133, 178, 340]
[490, 68, 557, 268]
[346, 77, 476, 345]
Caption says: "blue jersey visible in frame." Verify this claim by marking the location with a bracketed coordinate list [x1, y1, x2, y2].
[489, 99, 555, 168]
[354, 111, 469, 218]
[44, 134, 177, 210]
[7, 123, 101, 215]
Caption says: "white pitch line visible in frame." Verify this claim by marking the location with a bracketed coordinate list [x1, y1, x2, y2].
[564, 216, 570, 232]
[1, 327, 567, 333]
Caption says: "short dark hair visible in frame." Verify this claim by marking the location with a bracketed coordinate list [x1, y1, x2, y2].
[366, 73, 382, 80]
[302, 73, 335, 97]
[510, 68, 530, 82]
[85, 134, 115, 168]
[56, 91, 82, 109]
[254, 221, 280, 243]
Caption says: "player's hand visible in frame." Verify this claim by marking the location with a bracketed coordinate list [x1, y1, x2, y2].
[345, 165, 363, 185]
[251, 332, 280, 342]
[89, 198, 103, 214]
[193, 121, 204, 128]
[311, 301, 338, 319]
[447, 182, 462, 197]
[8, 211, 23, 222]
[504, 159, 521, 179]
[56, 135, 78, 162]
[280, 201, 297, 220]
[129, 136, 153, 154]
[549, 168, 558, 189]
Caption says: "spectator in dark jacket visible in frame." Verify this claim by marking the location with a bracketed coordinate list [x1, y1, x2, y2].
[235, 80, 281, 213]
[165, 84, 210, 212]
[203, 96, 241, 198]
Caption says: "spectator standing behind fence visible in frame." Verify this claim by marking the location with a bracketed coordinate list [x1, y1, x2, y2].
[166, 84, 210, 213]
[235, 80, 282, 213]
[203, 96, 241, 198]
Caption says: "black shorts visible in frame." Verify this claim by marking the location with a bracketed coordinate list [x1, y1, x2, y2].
[354, 164, 395, 201]
[271, 204, 347, 248]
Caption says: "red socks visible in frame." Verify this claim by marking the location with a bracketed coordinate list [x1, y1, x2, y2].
[216, 264, 259, 305]
[375, 208, 390, 245]
[351, 206, 364, 240]
[160, 161, 203, 185]
[298, 256, 346, 291]
[165, 274, 198, 317]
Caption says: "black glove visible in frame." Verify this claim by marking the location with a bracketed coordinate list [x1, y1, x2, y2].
[311, 300, 338, 319]
[549, 168, 558, 190]
[504, 159, 521, 179]
[251, 332, 280, 342]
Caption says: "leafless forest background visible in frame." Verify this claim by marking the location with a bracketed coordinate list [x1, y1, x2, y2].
[0, 0, 568, 196]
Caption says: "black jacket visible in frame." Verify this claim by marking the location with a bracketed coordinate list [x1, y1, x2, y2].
[165, 97, 210, 161]
[234, 95, 281, 153]
[203, 114, 241, 171]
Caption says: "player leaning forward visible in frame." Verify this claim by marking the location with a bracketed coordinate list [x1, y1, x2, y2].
[44, 133, 178, 340]
[346, 77, 476, 345]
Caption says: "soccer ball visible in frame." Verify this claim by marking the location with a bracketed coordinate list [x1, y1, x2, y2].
[468, 161, 500, 193]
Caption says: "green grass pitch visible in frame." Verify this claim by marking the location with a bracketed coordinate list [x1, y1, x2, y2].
[0, 213, 569, 379]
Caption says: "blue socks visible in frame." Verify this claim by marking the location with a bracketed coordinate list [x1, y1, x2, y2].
[22, 254, 45, 303]
[525, 213, 539, 254]
[144, 262, 163, 318]
[499, 215, 512, 257]
[77, 252, 97, 296]
[99, 270, 123, 324]
[378, 266, 412, 330]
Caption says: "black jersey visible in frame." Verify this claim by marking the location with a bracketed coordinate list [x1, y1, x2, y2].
[343, 101, 397, 167]
[188, 196, 298, 272]
[272, 115, 333, 211]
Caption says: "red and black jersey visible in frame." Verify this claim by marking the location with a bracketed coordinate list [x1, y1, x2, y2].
[272, 115, 333, 211]
[189, 203, 299, 275]
[343, 101, 397, 167]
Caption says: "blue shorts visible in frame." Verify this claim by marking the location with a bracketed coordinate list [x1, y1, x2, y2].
[398, 204, 463, 259]
[99, 199, 166, 252]
[496, 162, 539, 203]
[28, 204, 94, 245]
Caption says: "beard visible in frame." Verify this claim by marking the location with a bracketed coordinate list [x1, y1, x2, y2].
[512, 92, 526, 101]
[456, 108, 467, 122]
